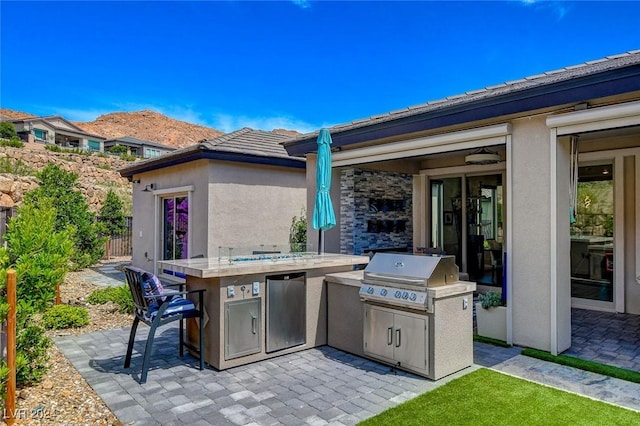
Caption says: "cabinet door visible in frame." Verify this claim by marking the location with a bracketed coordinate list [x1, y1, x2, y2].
[225, 298, 261, 360]
[393, 313, 428, 374]
[364, 305, 394, 362]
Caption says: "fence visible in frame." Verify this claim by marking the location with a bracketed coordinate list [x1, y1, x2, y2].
[0, 206, 16, 243]
[104, 216, 133, 258]
[0, 207, 132, 258]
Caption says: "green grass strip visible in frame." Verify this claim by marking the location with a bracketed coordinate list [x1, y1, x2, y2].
[359, 368, 639, 426]
[473, 334, 512, 348]
[522, 348, 640, 384]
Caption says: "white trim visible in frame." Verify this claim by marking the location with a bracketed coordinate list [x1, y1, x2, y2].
[420, 162, 506, 177]
[505, 134, 513, 346]
[154, 187, 194, 280]
[614, 155, 625, 312]
[332, 124, 511, 167]
[151, 185, 194, 196]
[549, 128, 558, 355]
[546, 100, 640, 136]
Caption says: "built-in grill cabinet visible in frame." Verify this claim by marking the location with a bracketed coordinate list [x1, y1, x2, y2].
[360, 253, 475, 380]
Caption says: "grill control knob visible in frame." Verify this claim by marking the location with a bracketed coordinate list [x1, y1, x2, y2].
[367, 287, 374, 294]
[394, 290, 401, 298]
[402, 291, 409, 299]
[380, 288, 388, 296]
[409, 293, 417, 301]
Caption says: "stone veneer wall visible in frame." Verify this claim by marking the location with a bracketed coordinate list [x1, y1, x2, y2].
[340, 168, 413, 255]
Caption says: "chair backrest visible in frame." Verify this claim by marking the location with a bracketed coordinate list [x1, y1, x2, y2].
[124, 266, 154, 315]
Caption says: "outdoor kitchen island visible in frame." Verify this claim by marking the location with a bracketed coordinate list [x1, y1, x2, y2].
[326, 253, 476, 380]
[158, 252, 369, 371]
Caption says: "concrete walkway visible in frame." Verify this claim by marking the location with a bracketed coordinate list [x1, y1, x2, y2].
[61, 265, 640, 424]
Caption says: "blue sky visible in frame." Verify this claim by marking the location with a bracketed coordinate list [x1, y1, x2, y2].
[1, 1, 639, 133]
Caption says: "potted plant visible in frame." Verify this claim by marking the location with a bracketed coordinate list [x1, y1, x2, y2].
[476, 290, 507, 341]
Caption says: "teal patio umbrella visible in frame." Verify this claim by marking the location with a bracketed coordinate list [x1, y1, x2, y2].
[312, 128, 336, 253]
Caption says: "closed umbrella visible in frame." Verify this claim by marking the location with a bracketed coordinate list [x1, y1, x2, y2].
[312, 128, 336, 253]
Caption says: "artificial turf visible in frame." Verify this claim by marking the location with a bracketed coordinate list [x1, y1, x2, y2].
[522, 348, 640, 384]
[359, 368, 640, 425]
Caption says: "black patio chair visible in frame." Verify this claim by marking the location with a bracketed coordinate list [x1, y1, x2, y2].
[123, 266, 206, 384]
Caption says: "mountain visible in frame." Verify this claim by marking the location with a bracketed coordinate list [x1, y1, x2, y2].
[1, 108, 302, 148]
[0, 108, 36, 120]
[73, 110, 224, 148]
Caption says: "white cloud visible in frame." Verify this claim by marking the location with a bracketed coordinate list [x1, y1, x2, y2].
[520, 0, 570, 20]
[210, 113, 325, 134]
[291, 0, 311, 9]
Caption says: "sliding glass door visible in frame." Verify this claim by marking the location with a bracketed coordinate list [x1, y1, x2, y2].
[430, 174, 503, 285]
[570, 164, 614, 306]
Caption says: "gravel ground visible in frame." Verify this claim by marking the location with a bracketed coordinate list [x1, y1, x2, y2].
[8, 260, 132, 426]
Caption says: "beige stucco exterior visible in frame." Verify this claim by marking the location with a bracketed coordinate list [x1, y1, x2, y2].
[129, 158, 306, 277]
[302, 96, 640, 354]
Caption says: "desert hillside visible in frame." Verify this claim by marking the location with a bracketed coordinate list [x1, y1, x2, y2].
[1, 107, 301, 148]
[73, 110, 224, 148]
[0, 108, 36, 119]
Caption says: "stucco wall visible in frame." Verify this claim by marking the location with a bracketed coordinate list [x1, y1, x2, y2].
[130, 160, 211, 271]
[511, 117, 553, 351]
[207, 161, 306, 254]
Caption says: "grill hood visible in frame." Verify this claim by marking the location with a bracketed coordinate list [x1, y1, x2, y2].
[363, 253, 459, 287]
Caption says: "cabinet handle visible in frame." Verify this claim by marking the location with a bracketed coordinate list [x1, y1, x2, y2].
[387, 327, 393, 345]
[251, 315, 257, 334]
[395, 328, 401, 348]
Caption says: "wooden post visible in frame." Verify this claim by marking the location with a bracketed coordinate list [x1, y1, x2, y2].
[6, 269, 16, 425]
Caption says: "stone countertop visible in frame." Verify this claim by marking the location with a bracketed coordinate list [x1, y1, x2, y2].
[325, 270, 476, 297]
[158, 253, 370, 279]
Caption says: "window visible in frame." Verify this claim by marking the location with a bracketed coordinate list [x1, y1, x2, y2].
[88, 140, 101, 151]
[161, 195, 189, 277]
[33, 128, 48, 141]
[145, 148, 161, 158]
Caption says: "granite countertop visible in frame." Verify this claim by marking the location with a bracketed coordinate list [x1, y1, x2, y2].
[158, 253, 370, 278]
[325, 270, 476, 297]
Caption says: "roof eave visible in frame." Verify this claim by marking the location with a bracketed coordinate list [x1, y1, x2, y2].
[119, 147, 305, 178]
[283, 64, 640, 157]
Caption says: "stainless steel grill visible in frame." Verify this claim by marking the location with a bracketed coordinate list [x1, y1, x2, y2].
[359, 253, 460, 311]
[359, 252, 475, 380]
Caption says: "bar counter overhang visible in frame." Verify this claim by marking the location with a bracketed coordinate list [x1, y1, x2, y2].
[158, 253, 370, 371]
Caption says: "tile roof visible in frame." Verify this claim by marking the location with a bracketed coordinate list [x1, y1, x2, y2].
[284, 50, 640, 144]
[118, 127, 304, 177]
[201, 127, 297, 160]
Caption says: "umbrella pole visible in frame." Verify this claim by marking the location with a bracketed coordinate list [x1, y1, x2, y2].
[318, 229, 322, 254]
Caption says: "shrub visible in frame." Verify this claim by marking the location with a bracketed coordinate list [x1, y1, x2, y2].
[97, 152, 109, 158]
[16, 323, 51, 385]
[24, 164, 106, 269]
[97, 162, 111, 170]
[99, 190, 126, 237]
[44, 144, 63, 153]
[87, 285, 134, 314]
[478, 291, 504, 309]
[41, 304, 89, 329]
[0, 137, 24, 148]
[4, 200, 73, 311]
[119, 153, 136, 161]
[0, 122, 17, 139]
[289, 208, 307, 252]
[0, 157, 33, 175]
[108, 144, 128, 154]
